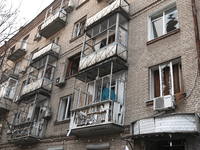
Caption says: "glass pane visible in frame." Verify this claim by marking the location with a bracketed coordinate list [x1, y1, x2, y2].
[152, 16, 163, 38]
[165, 7, 178, 33]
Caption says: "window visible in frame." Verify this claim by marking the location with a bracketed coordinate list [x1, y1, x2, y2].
[78, 0, 86, 5]
[149, 4, 178, 40]
[0, 56, 3, 67]
[5, 78, 18, 99]
[9, 46, 15, 56]
[13, 60, 21, 74]
[57, 96, 71, 121]
[100, 34, 115, 49]
[150, 59, 182, 99]
[51, 37, 60, 44]
[72, 18, 86, 38]
[66, 54, 80, 77]
[21, 35, 29, 49]
[19, 80, 26, 96]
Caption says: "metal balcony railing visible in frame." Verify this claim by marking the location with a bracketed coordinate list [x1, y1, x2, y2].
[70, 100, 124, 130]
[86, 0, 129, 28]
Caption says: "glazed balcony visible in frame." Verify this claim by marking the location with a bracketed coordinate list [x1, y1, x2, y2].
[21, 78, 53, 98]
[85, 0, 129, 28]
[8, 121, 41, 145]
[7, 48, 26, 62]
[69, 100, 124, 137]
[31, 43, 60, 64]
[130, 113, 200, 138]
[39, 9, 67, 38]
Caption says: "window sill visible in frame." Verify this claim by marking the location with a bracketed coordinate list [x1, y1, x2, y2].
[69, 33, 84, 43]
[147, 29, 180, 45]
[54, 119, 70, 125]
[76, 0, 89, 10]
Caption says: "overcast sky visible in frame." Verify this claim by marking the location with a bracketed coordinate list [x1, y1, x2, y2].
[8, 0, 54, 26]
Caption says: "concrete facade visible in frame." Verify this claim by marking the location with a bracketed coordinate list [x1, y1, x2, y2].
[0, 0, 199, 149]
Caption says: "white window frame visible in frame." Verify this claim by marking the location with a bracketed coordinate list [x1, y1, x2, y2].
[5, 77, 18, 99]
[148, 2, 178, 41]
[21, 35, 29, 49]
[72, 18, 86, 38]
[57, 96, 71, 121]
[149, 59, 182, 99]
[78, 0, 86, 5]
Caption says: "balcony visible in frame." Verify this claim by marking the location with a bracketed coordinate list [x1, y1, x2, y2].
[130, 113, 200, 138]
[0, 68, 18, 84]
[69, 71, 125, 137]
[31, 43, 60, 63]
[21, 78, 52, 98]
[69, 100, 124, 137]
[39, 9, 67, 38]
[85, 0, 129, 28]
[7, 48, 26, 62]
[8, 121, 41, 145]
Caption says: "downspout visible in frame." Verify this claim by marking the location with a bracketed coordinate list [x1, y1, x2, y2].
[191, 0, 200, 72]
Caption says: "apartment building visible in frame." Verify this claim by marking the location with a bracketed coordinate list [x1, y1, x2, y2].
[0, 0, 199, 149]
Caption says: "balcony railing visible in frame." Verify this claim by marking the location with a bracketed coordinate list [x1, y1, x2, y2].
[69, 100, 124, 137]
[79, 42, 127, 70]
[40, 9, 67, 38]
[8, 121, 41, 145]
[21, 78, 52, 96]
[32, 43, 60, 62]
[86, 0, 129, 28]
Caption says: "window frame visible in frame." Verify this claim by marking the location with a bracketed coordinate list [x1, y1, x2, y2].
[66, 53, 80, 77]
[149, 59, 182, 99]
[57, 95, 71, 122]
[72, 17, 86, 39]
[148, 3, 178, 41]
[21, 35, 29, 49]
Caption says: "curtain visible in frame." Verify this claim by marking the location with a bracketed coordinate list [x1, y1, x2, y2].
[154, 70, 160, 97]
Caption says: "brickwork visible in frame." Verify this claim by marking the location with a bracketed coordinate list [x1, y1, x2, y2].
[0, 0, 199, 149]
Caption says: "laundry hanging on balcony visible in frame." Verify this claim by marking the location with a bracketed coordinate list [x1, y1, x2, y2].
[101, 87, 115, 101]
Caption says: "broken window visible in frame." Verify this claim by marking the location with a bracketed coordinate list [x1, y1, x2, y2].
[57, 96, 71, 121]
[66, 54, 80, 77]
[150, 5, 178, 40]
[21, 35, 29, 49]
[150, 59, 182, 99]
[72, 18, 86, 38]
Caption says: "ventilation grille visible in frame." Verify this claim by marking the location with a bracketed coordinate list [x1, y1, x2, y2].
[155, 97, 164, 109]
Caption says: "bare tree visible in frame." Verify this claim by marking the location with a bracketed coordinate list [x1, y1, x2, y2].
[0, 0, 21, 46]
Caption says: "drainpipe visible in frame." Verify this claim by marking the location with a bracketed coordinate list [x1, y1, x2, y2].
[191, 0, 200, 72]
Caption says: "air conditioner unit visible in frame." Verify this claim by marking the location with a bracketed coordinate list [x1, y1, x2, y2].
[19, 66, 27, 74]
[154, 95, 175, 111]
[13, 96, 19, 102]
[55, 77, 66, 88]
[63, 0, 74, 13]
[34, 33, 42, 41]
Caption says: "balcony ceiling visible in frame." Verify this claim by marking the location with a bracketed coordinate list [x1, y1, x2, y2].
[76, 57, 128, 82]
[8, 136, 39, 145]
[7, 48, 26, 62]
[70, 123, 124, 137]
[39, 18, 66, 39]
